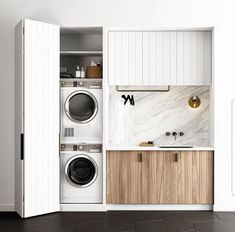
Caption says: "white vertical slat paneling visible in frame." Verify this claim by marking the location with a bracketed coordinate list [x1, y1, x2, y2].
[129, 31, 136, 84]
[156, 32, 164, 85]
[197, 32, 205, 85]
[163, 32, 170, 84]
[177, 32, 184, 84]
[24, 19, 59, 218]
[190, 32, 198, 85]
[122, 32, 129, 85]
[115, 32, 122, 85]
[108, 31, 143, 85]
[205, 31, 212, 85]
[108, 30, 212, 85]
[108, 32, 116, 85]
[149, 32, 157, 85]
[169, 32, 177, 84]
[15, 20, 24, 217]
[135, 32, 143, 85]
[143, 32, 150, 85]
[183, 32, 191, 85]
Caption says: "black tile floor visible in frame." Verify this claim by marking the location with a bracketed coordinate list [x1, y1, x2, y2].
[0, 211, 235, 232]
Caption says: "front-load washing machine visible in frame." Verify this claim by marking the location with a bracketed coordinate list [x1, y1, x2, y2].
[60, 79, 102, 143]
[60, 143, 103, 204]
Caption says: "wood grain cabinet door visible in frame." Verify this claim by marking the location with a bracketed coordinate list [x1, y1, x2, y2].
[163, 151, 214, 204]
[107, 151, 213, 204]
[107, 151, 142, 203]
[191, 151, 214, 204]
[107, 151, 165, 204]
[141, 151, 164, 203]
[162, 151, 195, 204]
[163, 151, 182, 203]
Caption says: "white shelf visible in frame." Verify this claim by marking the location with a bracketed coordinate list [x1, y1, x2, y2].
[60, 51, 103, 56]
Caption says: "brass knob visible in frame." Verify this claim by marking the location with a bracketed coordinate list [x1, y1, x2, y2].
[188, 96, 201, 108]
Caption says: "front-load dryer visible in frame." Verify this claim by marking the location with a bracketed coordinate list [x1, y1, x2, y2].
[60, 79, 102, 143]
[60, 143, 103, 204]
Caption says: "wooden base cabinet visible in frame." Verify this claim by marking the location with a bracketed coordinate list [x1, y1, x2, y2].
[107, 151, 213, 204]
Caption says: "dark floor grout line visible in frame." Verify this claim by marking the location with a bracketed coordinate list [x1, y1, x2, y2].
[133, 218, 165, 229]
[191, 218, 219, 224]
[163, 212, 167, 220]
[134, 222, 137, 231]
[192, 222, 198, 232]
[181, 230, 197, 232]
[214, 213, 221, 220]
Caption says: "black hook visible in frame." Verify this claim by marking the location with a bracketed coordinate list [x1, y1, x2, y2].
[130, 95, 135, 106]
[121, 95, 128, 105]
[121, 94, 135, 106]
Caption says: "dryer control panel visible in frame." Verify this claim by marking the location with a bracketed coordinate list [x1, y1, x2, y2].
[60, 79, 102, 89]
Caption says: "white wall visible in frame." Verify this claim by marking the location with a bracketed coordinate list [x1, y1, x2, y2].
[0, 0, 235, 210]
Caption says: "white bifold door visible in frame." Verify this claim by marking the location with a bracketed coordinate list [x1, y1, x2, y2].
[15, 19, 60, 218]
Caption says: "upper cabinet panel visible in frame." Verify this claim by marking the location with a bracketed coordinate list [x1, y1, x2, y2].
[108, 30, 212, 85]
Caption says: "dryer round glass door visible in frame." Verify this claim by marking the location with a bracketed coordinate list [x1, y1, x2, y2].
[65, 90, 98, 124]
[65, 155, 98, 188]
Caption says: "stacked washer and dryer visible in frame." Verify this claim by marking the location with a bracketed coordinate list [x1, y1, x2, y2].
[60, 79, 103, 204]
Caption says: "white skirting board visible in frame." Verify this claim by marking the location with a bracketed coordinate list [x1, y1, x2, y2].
[60, 204, 213, 211]
[106, 204, 213, 211]
[0, 204, 213, 212]
[60, 204, 106, 212]
[0, 204, 15, 211]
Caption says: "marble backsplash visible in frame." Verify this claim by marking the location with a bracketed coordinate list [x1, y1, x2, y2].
[108, 86, 211, 147]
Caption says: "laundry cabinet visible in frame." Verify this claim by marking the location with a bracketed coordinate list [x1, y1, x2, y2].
[107, 150, 213, 204]
[108, 30, 212, 85]
[15, 18, 104, 218]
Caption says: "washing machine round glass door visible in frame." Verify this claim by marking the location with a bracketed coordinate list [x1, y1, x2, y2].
[65, 90, 98, 124]
[65, 155, 98, 188]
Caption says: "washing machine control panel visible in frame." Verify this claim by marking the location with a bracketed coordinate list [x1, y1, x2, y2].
[61, 143, 102, 153]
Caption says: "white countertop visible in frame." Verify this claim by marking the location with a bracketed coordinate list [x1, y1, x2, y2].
[106, 146, 214, 151]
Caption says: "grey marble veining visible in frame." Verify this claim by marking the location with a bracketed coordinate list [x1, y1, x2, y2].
[109, 86, 211, 147]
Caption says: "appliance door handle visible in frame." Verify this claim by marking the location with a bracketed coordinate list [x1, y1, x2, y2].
[20, 133, 24, 160]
